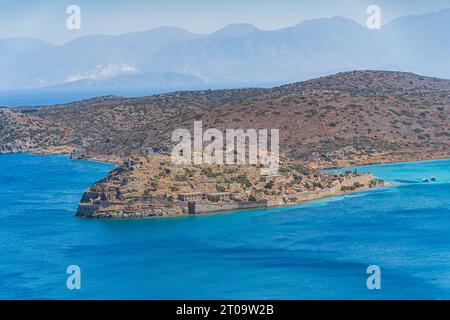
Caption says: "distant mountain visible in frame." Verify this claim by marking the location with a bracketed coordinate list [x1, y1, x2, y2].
[210, 23, 259, 38]
[141, 17, 379, 82]
[378, 9, 450, 79]
[53, 72, 204, 89]
[1, 9, 450, 89]
[0, 27, 201, 89]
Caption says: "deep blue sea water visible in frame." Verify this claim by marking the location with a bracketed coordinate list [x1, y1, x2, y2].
[0, 153, 449, 299]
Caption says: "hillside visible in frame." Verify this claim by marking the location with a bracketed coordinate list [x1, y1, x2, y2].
[1, 71, 449, 168]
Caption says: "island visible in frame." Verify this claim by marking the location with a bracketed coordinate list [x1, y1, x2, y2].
[76, 154, 383, 218]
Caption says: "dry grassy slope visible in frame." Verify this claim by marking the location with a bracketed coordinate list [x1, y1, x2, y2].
[87, 154, 317, 202]
[278, 70, 450, 94]
[0, 70, 449, 167]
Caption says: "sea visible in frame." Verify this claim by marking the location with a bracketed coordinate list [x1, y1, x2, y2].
[0, 153, 449, 299]
[0, 83, 281, 108]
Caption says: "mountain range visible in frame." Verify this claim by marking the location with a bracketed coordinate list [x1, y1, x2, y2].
[1, 9, 450, 89]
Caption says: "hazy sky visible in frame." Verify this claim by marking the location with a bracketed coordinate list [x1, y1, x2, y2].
[1, 0, 449, 44]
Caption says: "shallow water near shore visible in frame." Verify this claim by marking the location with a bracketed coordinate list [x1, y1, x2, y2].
[0, 153, 449, 299]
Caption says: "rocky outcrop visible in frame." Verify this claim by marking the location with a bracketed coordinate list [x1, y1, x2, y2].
[74, 154, 384, 219]
[77, 203, 186, 219]
[70, 149, 86, 160]
[0, 144, 24, 153]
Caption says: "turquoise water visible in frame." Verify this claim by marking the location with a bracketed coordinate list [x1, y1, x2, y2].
[0, 154, 449, 299]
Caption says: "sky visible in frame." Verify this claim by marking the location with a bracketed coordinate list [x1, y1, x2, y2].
[0, 0, 449, 44]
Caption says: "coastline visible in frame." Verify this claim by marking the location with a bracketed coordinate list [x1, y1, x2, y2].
[76, 171, 382, 219]
[110, 183, 390, 221]
[203, 182, 392, 219]
[316, 153, 450, 171]
[0, 152, 119, 167]
[72, 154, 448, 219]
[1, 151, 448, 219]
[75, 182, 386, 220]
[3, 148, 449, 169]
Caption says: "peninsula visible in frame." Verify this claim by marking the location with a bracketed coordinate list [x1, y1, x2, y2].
[76, 154, 381, 218]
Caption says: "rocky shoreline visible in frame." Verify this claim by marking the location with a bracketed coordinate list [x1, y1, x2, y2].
[74, 154, 384, 219]
[3, 149, 448, 220]
[75, 176, 382, 219]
